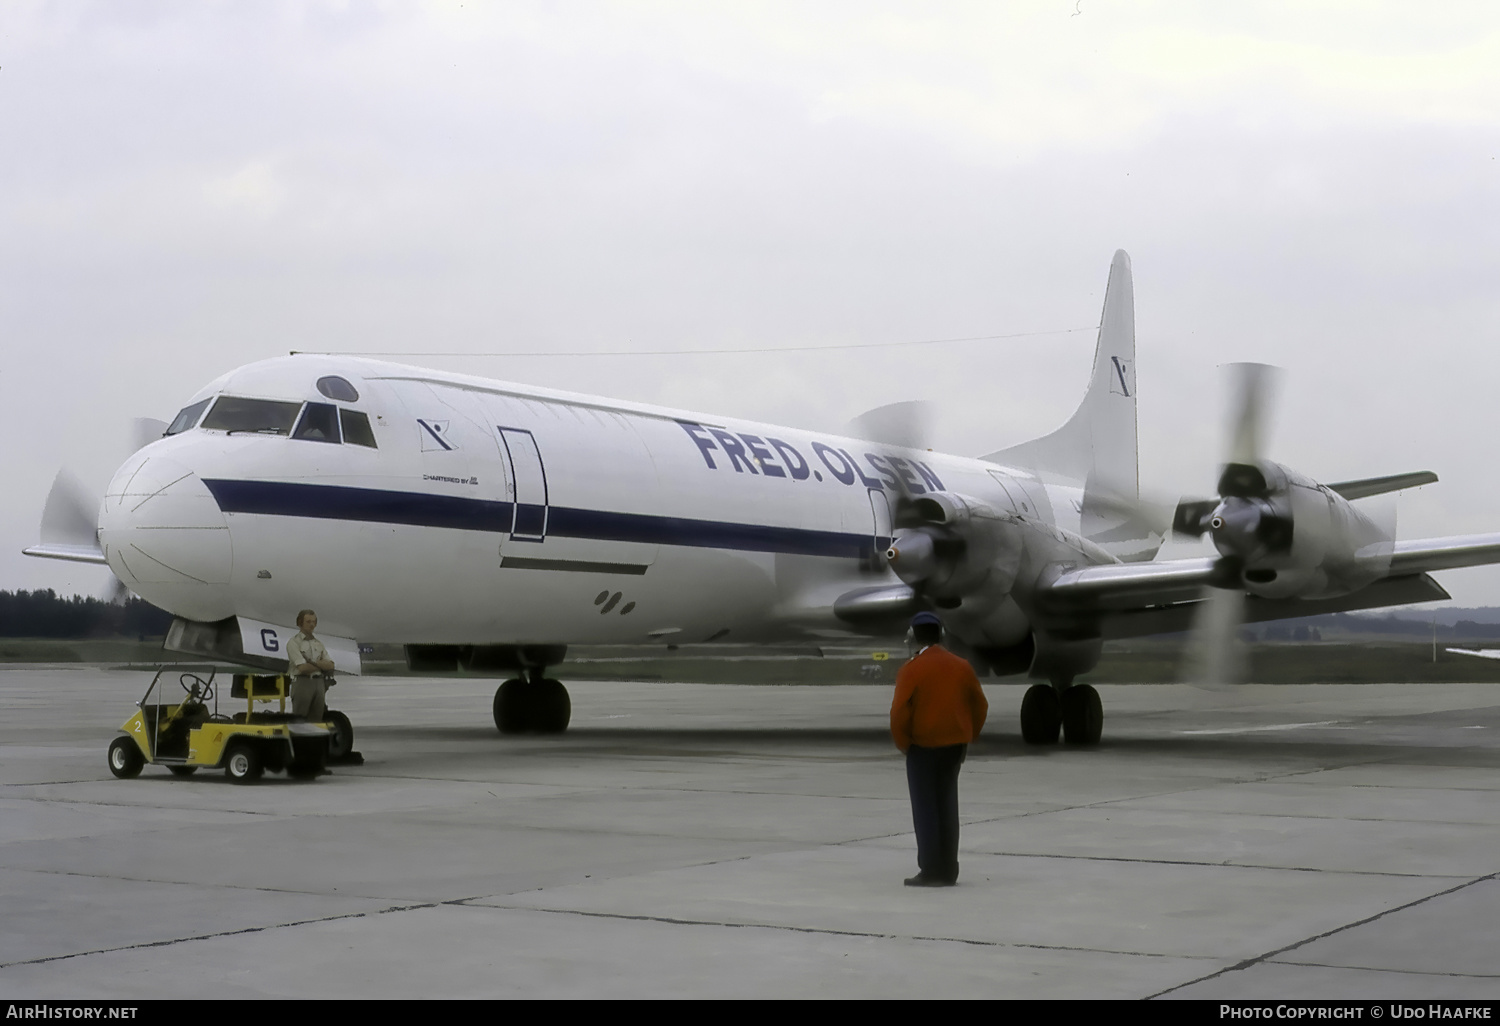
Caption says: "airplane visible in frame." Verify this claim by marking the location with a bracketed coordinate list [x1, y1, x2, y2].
[26, 250, 1500, 747]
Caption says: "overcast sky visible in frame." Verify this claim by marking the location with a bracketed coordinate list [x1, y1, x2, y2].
[3, 1, 1499, 605]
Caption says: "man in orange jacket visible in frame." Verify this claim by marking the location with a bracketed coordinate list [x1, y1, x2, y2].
[890, 611, 988, 887]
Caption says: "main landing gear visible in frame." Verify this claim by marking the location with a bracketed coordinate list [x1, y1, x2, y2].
[1020, 679, 1103, 746]
[493, 671, 571, 734]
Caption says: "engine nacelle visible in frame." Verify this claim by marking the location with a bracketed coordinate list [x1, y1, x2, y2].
[884, 491, 1023, 601]
[1188, 460, 1394, 600]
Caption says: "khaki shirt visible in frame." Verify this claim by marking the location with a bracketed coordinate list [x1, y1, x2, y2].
[286, 632, 330, 675]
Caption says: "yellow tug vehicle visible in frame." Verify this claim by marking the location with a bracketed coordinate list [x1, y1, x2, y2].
[107, 668, 349, 783]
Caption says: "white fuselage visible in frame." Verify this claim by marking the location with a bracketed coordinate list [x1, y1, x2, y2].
[98, 356, 1100, 648]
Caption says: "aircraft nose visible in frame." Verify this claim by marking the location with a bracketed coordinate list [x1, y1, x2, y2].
[98, 454, 235, 622]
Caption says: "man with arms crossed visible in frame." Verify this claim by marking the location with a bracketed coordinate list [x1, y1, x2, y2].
[890, 611, 988, 887]
[287, 609, 335, 720]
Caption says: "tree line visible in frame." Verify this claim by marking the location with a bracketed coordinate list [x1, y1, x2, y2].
[0, 590, 174, 639]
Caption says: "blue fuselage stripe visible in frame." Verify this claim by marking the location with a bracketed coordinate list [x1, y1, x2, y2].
[202, 479, 875, 559]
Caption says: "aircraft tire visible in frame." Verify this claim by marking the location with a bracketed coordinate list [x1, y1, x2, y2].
[326, 710, 354, 760]
[532, 679, 571, 734]
[167, 765, 198, 777]
[1019, 684, 1061, 745]
[224, 742, 264, 784]
[1060, 683, 1104, 745]
[494, 679, 530, 734]
[108, 736, 144, 779]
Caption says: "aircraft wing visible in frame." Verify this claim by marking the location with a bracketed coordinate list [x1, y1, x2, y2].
[1038, 558, 1218, 611]
[1039, 531, 1500, 616]
[1036, 562, 1453, 640]
[1387, 534, 1500, 575]
[1032, 535, 1500, 640]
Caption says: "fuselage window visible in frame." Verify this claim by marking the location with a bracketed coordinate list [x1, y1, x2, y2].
[340, 408, 378, 448]
[316, 376, 360, 402]
[165, 397, 212, 436]
[201, 396, 303, 435]
[292, 402, 342, 443]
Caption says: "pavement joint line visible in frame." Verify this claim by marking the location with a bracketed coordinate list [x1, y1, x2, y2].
[948, 786, 1272, 824]
[1115, 805, 1500, 828]
[3, 865, 409, 900]
[1332, 782, 1500, 793]
[1144, 870, 1500, 999]
[295, 772, 906, 798]
[0, 899, 443, 971]
[1267, 959, 1500, 980]
[952, 850, 1464, 879]
[0, 795, 286, 816]
[453, 901, 1223, 961]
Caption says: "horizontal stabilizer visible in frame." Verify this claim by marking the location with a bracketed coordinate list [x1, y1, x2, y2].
[1327, 471, 1438, 500]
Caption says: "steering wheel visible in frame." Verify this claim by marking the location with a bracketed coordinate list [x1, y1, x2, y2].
[179, 673, 214, 703]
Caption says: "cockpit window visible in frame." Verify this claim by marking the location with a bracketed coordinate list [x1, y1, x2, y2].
[292, 402, 341, 443]
[340, 408, 378, 448]
[317, 376, 360, 402]
[165, 398, 212, 436]
[201, 397, 303, 435]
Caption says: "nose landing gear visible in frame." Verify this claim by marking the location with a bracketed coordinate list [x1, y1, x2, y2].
[493, 672, 571, 734]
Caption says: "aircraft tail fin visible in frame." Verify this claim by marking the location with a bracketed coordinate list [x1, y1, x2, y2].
[983, 249, 1138, 498]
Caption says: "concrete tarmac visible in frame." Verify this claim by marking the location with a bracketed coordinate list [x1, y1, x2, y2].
[0, 667, 1497, 999]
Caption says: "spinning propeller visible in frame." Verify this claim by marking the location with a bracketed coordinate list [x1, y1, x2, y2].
[1170, 364, 1284, 687]
[34, 418, 168, 603]
[848, 401, 965, 597]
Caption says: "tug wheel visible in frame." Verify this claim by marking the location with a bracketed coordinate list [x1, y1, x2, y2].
[107, 736, 144, 779]
[325, 710, 354, 760]
[224, 742, 264, 784]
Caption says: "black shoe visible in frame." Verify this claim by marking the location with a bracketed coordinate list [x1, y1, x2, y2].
[905, 874, 944, 887]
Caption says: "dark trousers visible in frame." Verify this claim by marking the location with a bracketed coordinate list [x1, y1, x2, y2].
[906, 743, 966, 882]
